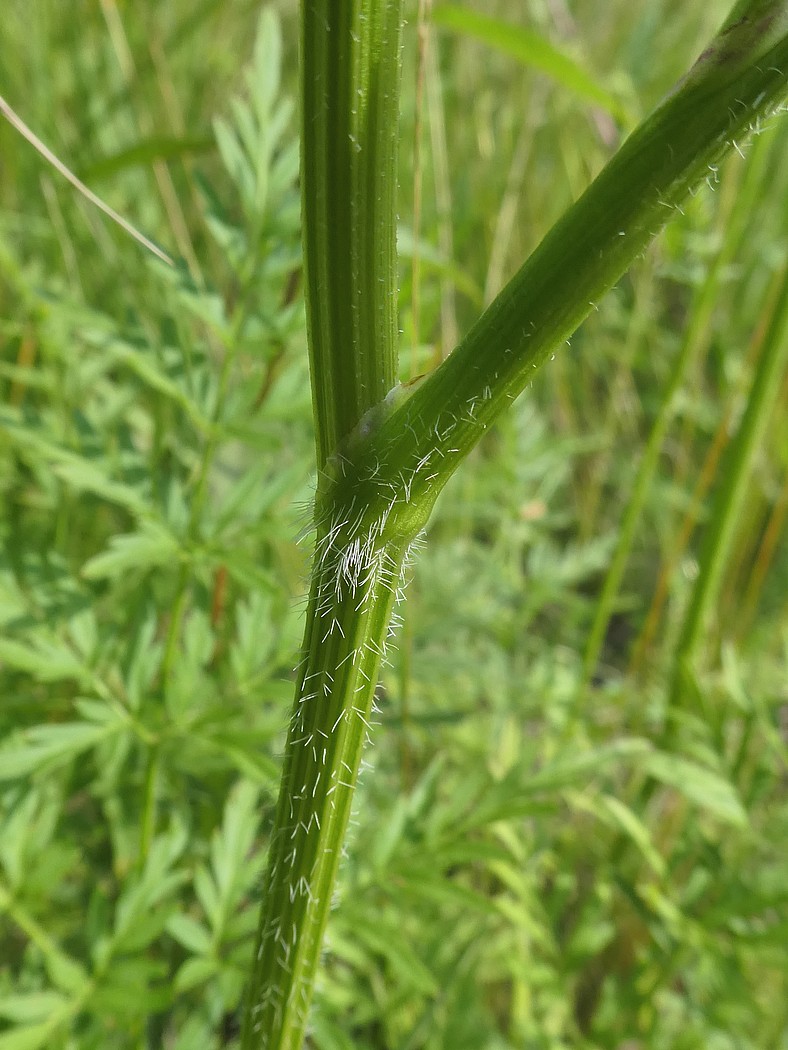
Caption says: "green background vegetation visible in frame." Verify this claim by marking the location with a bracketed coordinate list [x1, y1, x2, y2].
[1, 1, 786, 1047]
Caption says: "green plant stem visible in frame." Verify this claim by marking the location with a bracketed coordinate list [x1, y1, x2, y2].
[138, 744, 161, 869]
[240, 528, 412, 1047]
[159, 324, 242, 687]
[667, 260, 788, 722]
[240, 2, 405, 1047]
[355, 14, 788, 518]
[589, 258, 788, 915]
[302, 0, 404, 469]
[241, 3, 788, 1047]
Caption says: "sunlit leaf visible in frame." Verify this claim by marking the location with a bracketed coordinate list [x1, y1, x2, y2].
[432, 5, 631, 122]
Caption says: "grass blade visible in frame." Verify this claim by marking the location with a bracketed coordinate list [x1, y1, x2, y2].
[431, 5, 631, 123]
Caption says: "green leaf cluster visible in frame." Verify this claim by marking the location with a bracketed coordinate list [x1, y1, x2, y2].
[0, 13, 310, 1047]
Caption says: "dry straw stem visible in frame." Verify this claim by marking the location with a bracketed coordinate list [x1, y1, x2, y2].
[0, 94, 173, 267]
[241, 2, 788, 1047]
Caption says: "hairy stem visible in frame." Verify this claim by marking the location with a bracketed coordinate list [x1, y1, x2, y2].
[241, 513, 416, 1047]
[241, 1, 405, 1046]
[241, 3, 788, 1046]
[357, 17, 788, 518]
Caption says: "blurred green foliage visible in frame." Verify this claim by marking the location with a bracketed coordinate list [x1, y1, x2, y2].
[1, 2, 786, 1048]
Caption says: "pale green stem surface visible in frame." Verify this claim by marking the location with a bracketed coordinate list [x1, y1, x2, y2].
[301, 0, 404, 469]
[241, 3, 788, 1047]
[668, 261, 788, 717]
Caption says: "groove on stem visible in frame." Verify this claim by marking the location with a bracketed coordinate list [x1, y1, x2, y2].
[241, 499, 420, 1047]
[241, 4, 788, 1047]
[302, 0, 404, 469]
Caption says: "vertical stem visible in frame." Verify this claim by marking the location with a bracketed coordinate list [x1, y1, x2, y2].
[579, 128, 773, 682]
[241, 2, 405, 1046]
[302, 0, 404, 469]
[736, 437, 788, 634]
[241, 528, 411, 1048]
[666, 262, 788, 722]
[137, 744, 160, 869]
[410, 0, 430, 377]
[425, 38, 459, 359]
